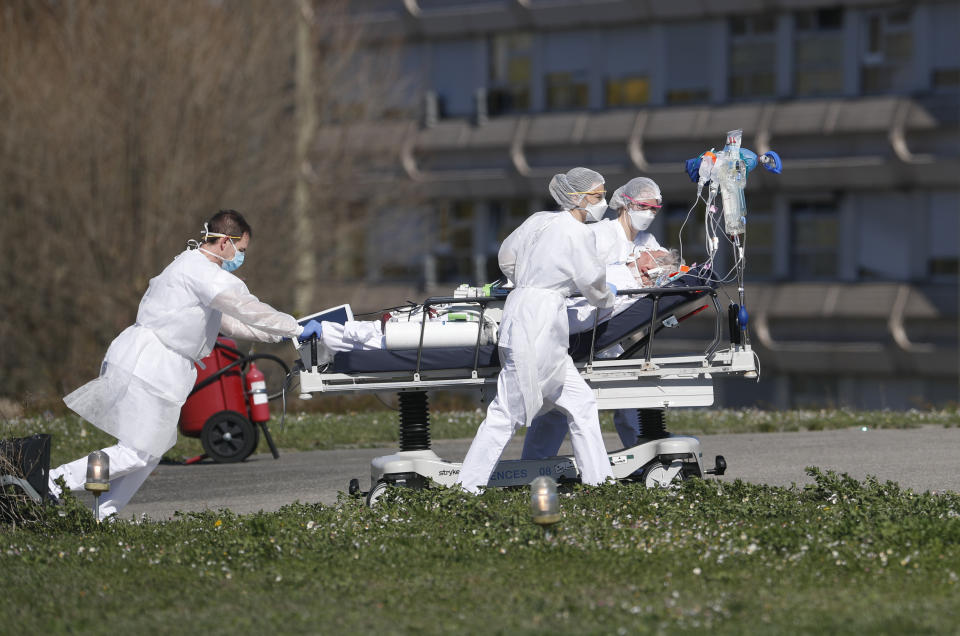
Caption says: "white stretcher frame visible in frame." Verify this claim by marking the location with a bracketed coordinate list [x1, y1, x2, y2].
[293, 285, 755, 499]
[295, 285, 759, 410]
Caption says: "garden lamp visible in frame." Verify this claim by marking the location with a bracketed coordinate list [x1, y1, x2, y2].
[530, 476, 560, 537]
[84, 450, 110, 522]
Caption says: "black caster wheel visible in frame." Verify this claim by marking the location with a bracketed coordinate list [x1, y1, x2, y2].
[348, 478, 361, 497]
[201, 410, 259, 463]
[706, 455, 727, 476]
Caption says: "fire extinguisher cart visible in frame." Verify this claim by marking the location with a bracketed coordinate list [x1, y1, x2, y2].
[178, 337, 289, 464]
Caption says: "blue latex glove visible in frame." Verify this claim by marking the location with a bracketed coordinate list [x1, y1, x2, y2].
[684, 156, 702, 183]
[759, 150, 782, 174]
[298, 319, 323, 342]
[739, 148, 758, 173]
[607, 282, 618, 296]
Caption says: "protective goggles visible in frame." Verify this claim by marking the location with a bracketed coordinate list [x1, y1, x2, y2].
[623, 194, 662, 211]
[201, 223, 242, 241]
[566, 189, 606, 197]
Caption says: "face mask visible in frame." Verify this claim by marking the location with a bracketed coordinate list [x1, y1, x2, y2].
[583, 198, 608, 223]
[220, 239, 245, 272]
[628, 210, 656, 232]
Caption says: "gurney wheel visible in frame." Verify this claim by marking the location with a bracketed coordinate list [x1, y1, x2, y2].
[365, 480, 388, 508]
[201, 411, 259, 464]
[348, 478, 361, 497]
[643, 461, 683, 489]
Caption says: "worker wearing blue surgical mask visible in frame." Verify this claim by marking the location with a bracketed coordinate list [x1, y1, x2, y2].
[457, 167, 616, 494]
[49, 210, 305, 517]
[197, 224, 247, 272]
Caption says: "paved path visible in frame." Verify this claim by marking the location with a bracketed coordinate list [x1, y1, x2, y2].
[109, 426, 960, 520]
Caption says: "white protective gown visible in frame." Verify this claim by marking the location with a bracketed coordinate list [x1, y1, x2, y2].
[494, 212, 614, 426]
[457, 211, 615, 493]
[521, 219, 664, 460]
[591, 218, 662, 266]
[62, 249, 300, 458]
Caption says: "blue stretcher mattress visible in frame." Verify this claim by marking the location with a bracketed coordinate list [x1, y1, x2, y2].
[330, 267, 715, 374]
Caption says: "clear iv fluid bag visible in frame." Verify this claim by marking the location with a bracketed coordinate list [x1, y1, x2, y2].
[719, 129, 746, 235]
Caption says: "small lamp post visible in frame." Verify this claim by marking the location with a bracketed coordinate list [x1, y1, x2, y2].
[84, 451, 110, 522]
[530, 476, 560, 539]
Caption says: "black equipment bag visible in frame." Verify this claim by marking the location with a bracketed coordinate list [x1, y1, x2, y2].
[0, 434, 52, 501]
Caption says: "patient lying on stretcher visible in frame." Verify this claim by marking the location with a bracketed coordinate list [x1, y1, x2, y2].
[313, 250, 684, 358]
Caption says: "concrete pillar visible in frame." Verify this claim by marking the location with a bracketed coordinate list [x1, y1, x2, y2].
[777, 13, 794, 98]
[649, 24, 666, 107]
[710, 19, 728, 104]
[839, 193, 857, 282]
[843, 8, 861, 96]
[773, 193, 790, 279]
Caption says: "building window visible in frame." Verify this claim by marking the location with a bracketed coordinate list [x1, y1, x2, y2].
[729, 14, 778, 100]
[794, 8, 845, 96]
[545, 71, 589, 110]
[790, 201, 838, 279]
[488, 33, 532, 115]
[861, 8, 914, 94]
[666, 88, 710, 105]
[606, 76, 650, 107]
[745, 197, 775, 278]
[932, 68, 960, 90]
[433, 200, 476, 283]
[665, 21, 712, 105]
[927, 195, 959, 281]
[929, 4, 960, 93]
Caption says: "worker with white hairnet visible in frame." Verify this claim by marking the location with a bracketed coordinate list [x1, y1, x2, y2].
[593, 176, 664, 263]
[48, 210, 317, 517]
[521, 177, 669, 460]
[457, 167, 616, 493]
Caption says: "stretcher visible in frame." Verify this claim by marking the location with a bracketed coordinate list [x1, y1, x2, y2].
[294, 265, 758, 504]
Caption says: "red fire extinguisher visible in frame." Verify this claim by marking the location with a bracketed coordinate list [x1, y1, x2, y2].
[245, 362, 271, 424]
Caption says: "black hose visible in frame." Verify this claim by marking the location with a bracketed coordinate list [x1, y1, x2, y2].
[187, 346, 291, 400]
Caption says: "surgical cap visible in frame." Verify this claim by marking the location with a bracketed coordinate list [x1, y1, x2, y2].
[548, 167, 605, 210]
[609, 177, 662, 210]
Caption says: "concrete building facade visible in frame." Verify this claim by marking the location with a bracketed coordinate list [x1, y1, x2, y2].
[325, 0, 959, 409]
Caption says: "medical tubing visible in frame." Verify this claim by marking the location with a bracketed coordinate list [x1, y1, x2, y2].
[185, 343, 290, 458]
[190, 342, 292, 401]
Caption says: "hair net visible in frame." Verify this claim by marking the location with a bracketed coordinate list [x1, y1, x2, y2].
[548, 167, 605, 210]
[609, 177, 662, 210]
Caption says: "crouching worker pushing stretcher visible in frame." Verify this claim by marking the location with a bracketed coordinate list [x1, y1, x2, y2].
[49, 210, 305, 517]
[456, 167, 617, 493]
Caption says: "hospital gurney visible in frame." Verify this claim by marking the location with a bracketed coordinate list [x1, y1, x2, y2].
[294, 265, 758, 504]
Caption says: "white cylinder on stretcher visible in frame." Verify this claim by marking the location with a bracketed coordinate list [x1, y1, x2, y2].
[384, 321, 482, 350]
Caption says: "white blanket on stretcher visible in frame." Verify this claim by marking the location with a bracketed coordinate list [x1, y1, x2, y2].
[317, 264, 641, 354]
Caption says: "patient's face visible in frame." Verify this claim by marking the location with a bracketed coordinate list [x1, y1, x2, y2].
[629, 250, 668, 273]
[625, 260, 653, 287]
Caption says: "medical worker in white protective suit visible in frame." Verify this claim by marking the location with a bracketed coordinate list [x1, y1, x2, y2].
[49, 210, 320, 517]
[521, 177, 667, 460]
[456, 167, 617, 493]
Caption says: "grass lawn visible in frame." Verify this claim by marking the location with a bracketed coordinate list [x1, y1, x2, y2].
[2, 470, 960, 634]
[2, 408, 958, 467]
